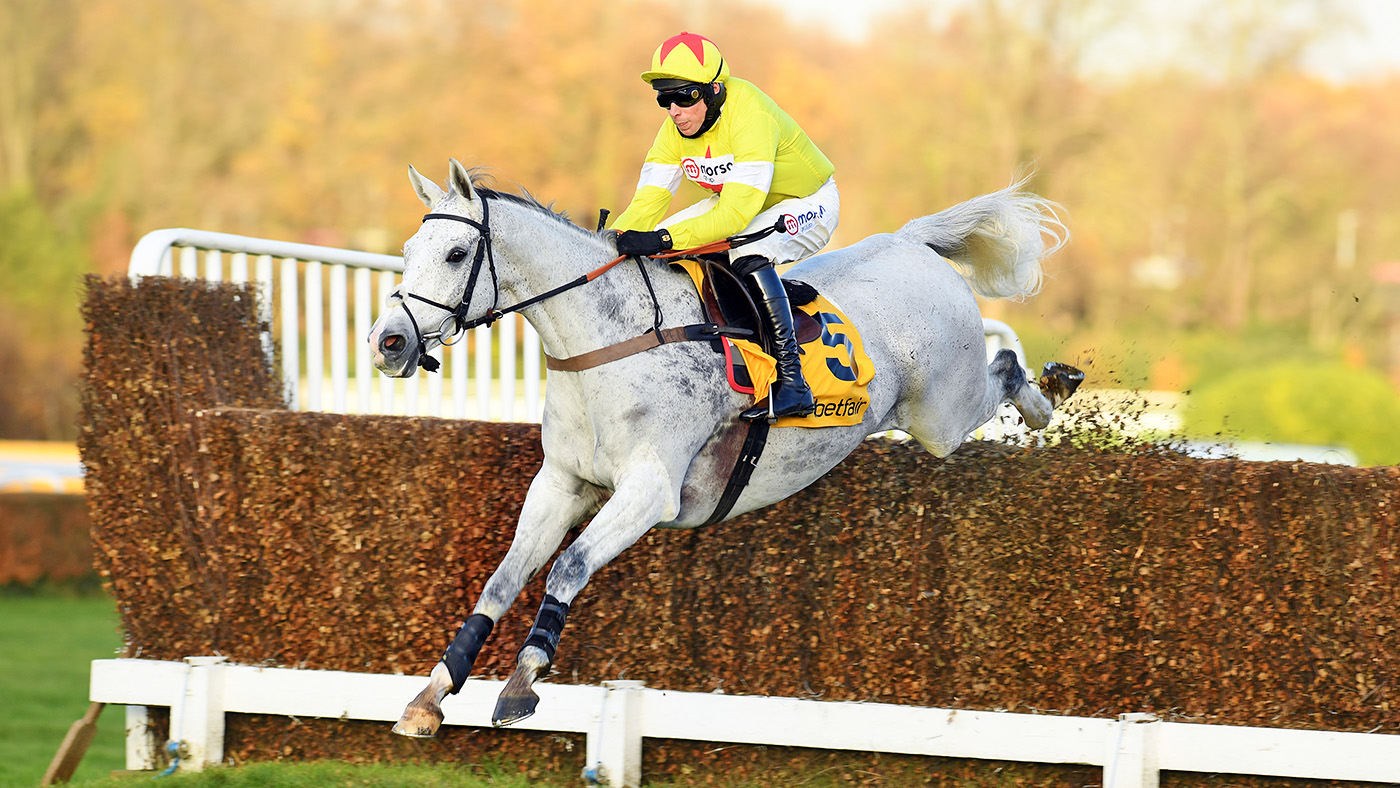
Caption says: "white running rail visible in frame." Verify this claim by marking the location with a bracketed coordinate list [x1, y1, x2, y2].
[128, 229, 1031, 426]
[128, 228, 544, 421]
[94, 658, 1400, 788]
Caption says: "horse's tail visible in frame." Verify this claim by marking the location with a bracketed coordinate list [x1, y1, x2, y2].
[895, 176, 1068, 301]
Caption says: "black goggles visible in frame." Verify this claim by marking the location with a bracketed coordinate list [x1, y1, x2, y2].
[655, 85, 705, 108]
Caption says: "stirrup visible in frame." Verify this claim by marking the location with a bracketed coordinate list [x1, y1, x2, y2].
[740, 390, 777, 424]
[741, 384, 816, 423]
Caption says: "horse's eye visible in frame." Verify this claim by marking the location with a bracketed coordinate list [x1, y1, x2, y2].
[446, 248, 468, 264]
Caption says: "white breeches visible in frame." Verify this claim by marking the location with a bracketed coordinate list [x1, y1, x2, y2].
[663, 177, 841, 266]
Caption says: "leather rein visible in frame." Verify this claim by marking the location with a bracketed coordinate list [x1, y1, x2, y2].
[397, 199, 778, 373]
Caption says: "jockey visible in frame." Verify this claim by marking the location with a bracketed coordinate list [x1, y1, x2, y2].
[611, 32, 840, 421]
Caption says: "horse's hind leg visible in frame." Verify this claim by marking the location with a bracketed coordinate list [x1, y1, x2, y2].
[492, 460, 676, 727]
[995, 349, 1084, 430]
[392, 461, 601, 738]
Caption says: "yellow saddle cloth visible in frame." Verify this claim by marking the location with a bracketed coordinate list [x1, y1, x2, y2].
[673, 261, 876, 428]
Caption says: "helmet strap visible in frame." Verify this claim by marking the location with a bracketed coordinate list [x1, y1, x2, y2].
[684, 81, 727, 139]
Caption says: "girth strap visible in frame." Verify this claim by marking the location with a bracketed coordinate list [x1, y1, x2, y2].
[701, 418, 771, 527]
[545, 322, 751, 372]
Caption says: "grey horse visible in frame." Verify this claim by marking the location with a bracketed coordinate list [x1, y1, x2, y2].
[368, 159, 1082, 735]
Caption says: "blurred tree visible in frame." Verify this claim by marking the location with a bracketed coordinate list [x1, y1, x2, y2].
[0, 190, 87, 438]
[0, 0, 84, 196]
[1180, 0, 1344, 330]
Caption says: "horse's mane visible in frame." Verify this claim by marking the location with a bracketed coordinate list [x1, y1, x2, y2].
[466, 169, 601, 240]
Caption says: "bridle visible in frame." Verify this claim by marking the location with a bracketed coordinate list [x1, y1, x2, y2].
[391, 194, 784, 373]
[394, 196, 641, 373]
[390, 198, 501, 372]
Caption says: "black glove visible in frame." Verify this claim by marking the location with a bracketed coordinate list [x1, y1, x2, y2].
[616, 229, 673, 257]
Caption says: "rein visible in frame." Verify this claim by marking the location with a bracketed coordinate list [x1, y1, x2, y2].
[397, 200, 783, 373]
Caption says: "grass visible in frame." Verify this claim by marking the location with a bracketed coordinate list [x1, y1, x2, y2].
[0, 590, 127, 788]
[2, 759, 839, 788]
[64, 761, 571, 788]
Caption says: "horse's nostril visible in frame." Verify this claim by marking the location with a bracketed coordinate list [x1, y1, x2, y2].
[384, 335, 405, 352]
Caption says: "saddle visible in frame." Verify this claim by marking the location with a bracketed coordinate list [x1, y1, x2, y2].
[673, 256, 823, 354]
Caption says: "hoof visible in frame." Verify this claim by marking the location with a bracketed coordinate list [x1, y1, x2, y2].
[492, 687, 540, 727]
[492, 660, 544, 727]
[392, 692, 445, 738]
[1039, 362, 1084, 408]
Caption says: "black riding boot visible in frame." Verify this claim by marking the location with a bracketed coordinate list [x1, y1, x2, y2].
[738, 262, 816, 421]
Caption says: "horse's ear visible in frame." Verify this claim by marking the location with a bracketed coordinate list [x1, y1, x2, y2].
[447, 158, 477, 202]
[409, 165, 446, 208]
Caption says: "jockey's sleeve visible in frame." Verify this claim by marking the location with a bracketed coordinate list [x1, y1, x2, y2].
[611, 124, 685, 235]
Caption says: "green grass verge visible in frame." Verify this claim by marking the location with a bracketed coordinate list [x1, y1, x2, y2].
[66, 761, 571, 788]
[0, 592, 126, 788]
[17, 759, 848, 788]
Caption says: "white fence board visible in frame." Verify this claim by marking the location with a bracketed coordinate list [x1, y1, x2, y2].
[1161, 721, 1400, 783]
[90, 659, 188, 706]
[89, 658, 1400, 788]
[639, 690, 1112, 763]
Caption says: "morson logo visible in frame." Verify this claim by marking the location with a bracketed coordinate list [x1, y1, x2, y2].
[782, 206, 827, 235]
[681, 155, 735, 189]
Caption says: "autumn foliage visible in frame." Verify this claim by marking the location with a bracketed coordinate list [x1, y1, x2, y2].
[77, 276, 1400, 786]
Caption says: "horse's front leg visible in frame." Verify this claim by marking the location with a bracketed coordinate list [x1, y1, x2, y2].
[393, 461, 601, 737]
[492, 459, 677, 726]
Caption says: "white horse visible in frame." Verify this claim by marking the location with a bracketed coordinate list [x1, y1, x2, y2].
[369, 159, 1082, 735]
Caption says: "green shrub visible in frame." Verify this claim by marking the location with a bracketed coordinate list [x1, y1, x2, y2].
[1184, 360, 1400, 465]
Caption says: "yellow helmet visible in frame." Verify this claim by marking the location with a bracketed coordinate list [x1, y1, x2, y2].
[641, 32, 730, 85]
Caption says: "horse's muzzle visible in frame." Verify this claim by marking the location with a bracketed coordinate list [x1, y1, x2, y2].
[368, 318, 419, 378]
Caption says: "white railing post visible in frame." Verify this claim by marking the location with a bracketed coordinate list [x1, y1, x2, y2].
[427, 349, 444, 417]
[500, 316, 517, 421]
[179, 247, 198, 279]
[280, 258, 300, 407]
[206, 250, 223, 283]
[586, 680, 645, 788]
[376, 270, 397, 413]
[229, 251, 248, 285]
[1104, 713, 1161, 788]
[305, 261, 324, 412]
[171, 657, 229, 772]
[254, 254, 275, 367]
[451, 339, 469, 419]
[125, 705, 159, 770]
[474, 325, 492, 418]
[354, 267, 373, 413]
[330, 263, 349, 413]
